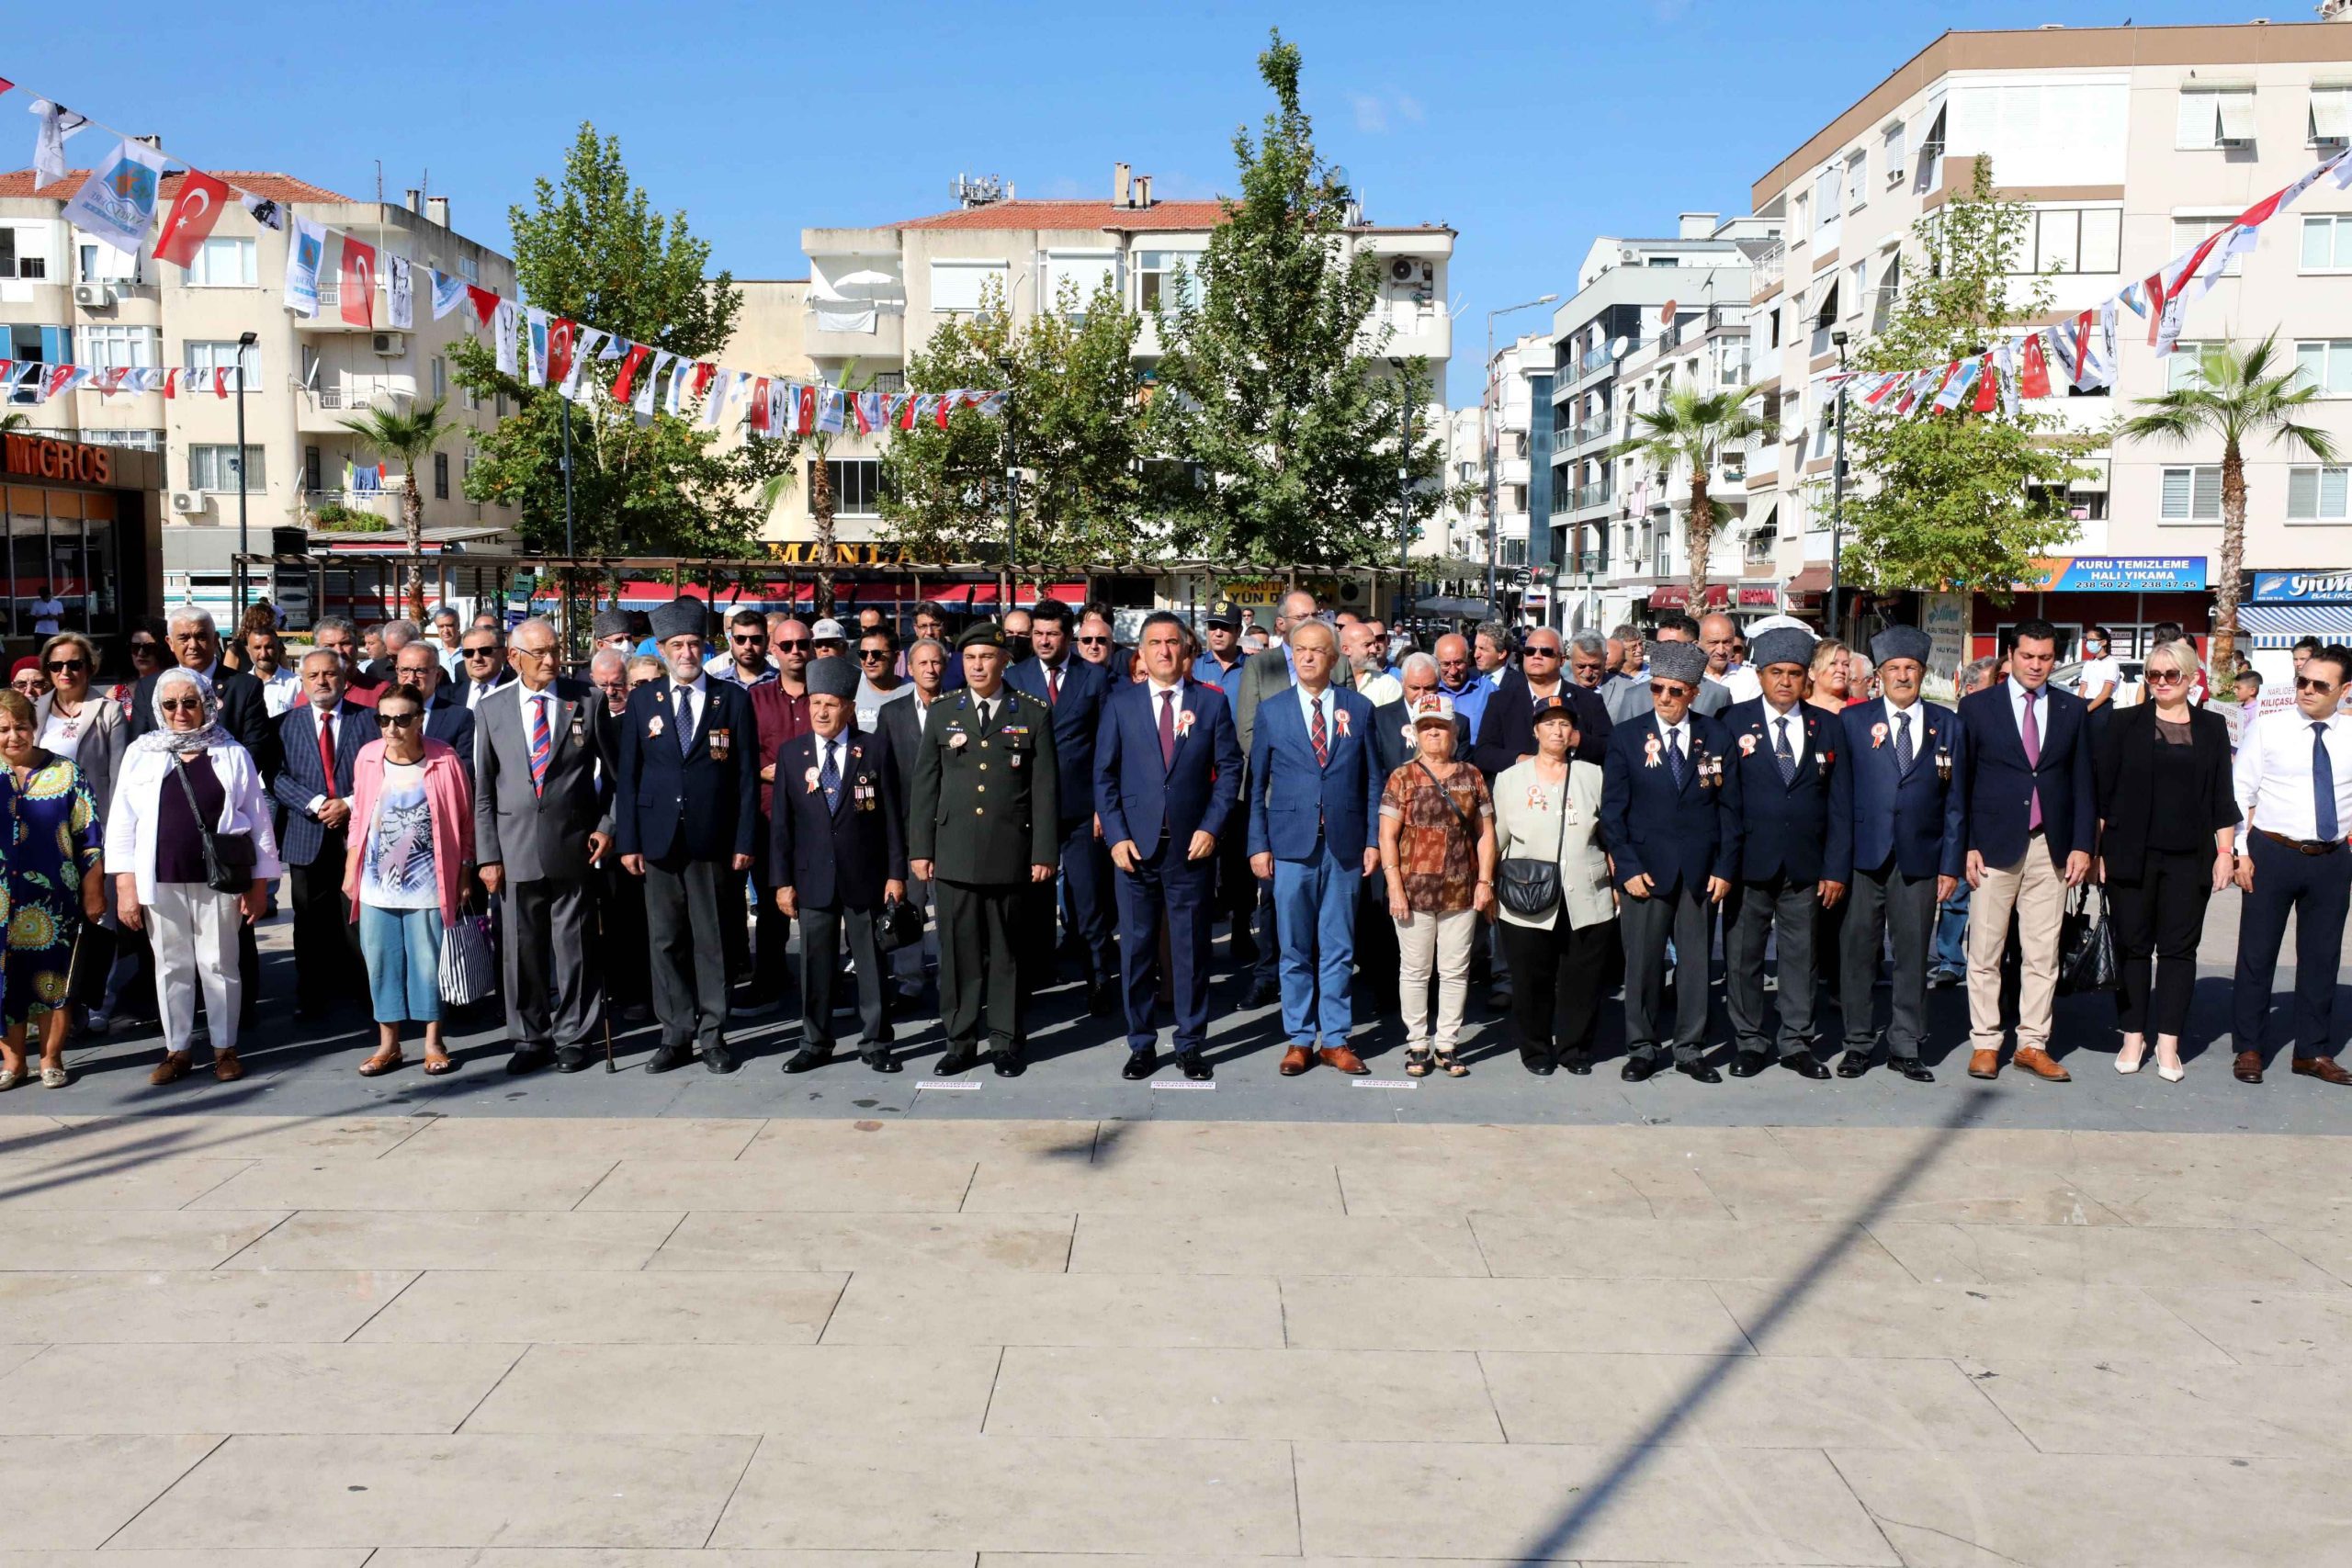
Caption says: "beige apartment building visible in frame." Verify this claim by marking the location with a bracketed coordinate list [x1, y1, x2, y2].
[0, 166, 517, 629]
[1739, 18, 2352, 672]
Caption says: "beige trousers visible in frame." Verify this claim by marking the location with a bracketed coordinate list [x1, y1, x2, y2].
[1966, 844, 2064, 1054]
[1396, 907, 1477, 1054]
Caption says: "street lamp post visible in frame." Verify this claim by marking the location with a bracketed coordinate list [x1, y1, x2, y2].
[233, 329, 257, 616]
[1485, 293, 1557, 619]
[1388, 355, 1409, 623]
[1829, 329, 1849, 645]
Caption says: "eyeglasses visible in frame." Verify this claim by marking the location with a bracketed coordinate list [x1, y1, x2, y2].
[774, 638, 808, 652]
[858, 649, 892, 662]
[158, 697, 205, 714]
[1649, 681, 1691, 697]
[513, 646, 557, 661]
[45, 659, 86, 673]
[130, 641, 162, 658]
[2296, 674, 2341, 694]
[2145, 669, 2184, 685]
[379, 711, 423, 728]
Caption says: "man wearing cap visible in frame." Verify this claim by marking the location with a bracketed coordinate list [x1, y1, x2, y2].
[589, 609, 636, 671]
[1825, 625, 1963, 1082]
[1194, 601, 1249, 706]
[1474, 626, 1612, 774]
[1601, 640, 1743, 1082]
[772, 654, 907, 1075]
[809, 617, 850, 660]
[1007, 599, 1120, 1014]
[1098, 610, 1241, 1080]
[1363, 652, 1469, 1015]
[908, 622, 1059, 1076]
[1719, 626, 1839, 1080]
[616, 596, 761, 1073]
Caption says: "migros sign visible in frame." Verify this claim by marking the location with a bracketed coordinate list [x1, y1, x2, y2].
[4, 434, 113, 487]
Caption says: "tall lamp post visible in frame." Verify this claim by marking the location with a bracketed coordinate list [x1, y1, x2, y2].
[1387, 355, 1410, 623]
[1828, 329, 1849, 645]
[233, 329, 258, 616]
[1485, 293, 1557, 618]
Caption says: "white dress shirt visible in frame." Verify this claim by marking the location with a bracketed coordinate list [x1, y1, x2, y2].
[1294, 682, 1337, 739]
[2006, 676, 2050, 737]
[1720, 665, 1762, 705]
[1656, 715, 1690, 762]
[2235, 706, 2352, 843]
[814, 730, 850, 795]
[1882, 694, 1925, 769]
[672, 675, 706, 748]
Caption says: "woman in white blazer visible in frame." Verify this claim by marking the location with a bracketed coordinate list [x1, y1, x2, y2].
[105, 667, 283, 1086]
[1492, 695, 1617, 1075]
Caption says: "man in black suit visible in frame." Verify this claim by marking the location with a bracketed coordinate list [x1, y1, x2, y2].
[616, 596, 760, 1074]
[773, 656, 907, 1074]
[392, 641, 475, 786]
[454, 625, 517, 711]
[269, 649, 377, 1020]
[1472, 625, 1611, 773]
[875, 635, 951, 1002]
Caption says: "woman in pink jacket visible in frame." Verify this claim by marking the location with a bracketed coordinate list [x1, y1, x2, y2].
[342, 683, 475, 1077]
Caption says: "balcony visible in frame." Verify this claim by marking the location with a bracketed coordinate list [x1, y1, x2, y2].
[1572, 480, 1613, 511]
[803, 305, 905, 364]
[1744, 531, 1779, 565]
[1750, 242, 1785, 299]
[296, 377, 414, 434]
[1579, 341, 1616, 376]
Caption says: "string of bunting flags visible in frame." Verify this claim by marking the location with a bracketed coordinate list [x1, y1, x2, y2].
[0, 73, 1009, 437]
[1828, 142, 2352, 418]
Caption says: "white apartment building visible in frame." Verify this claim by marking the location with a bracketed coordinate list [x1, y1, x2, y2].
[1426, 404, 1485, 562]
[776, 166, 1454, 552]
[0, 166, 518, 628]
[1479, 331, 1555, 584]
[1745, 18, 2352, 671]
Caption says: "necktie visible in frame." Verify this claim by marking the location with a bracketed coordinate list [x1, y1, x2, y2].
[2020, 688, 2042, 830]
[528, 694, 552, 795]
[676, 684, 695, 755]
[820, 739, 841, 808]
[1159, 689, 1177, 769]
[1048, 664, 1061, 705]
[2315, 722, 2340, 842]
[1668, 726, 1687, 787]
[1309, 694, 1329, 765]
[317, 707, 337, 796]
[1772, 715, 1794, 784]
[1894, 709, 1914, 774]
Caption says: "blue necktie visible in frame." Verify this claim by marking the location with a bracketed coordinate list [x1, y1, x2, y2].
[1668, 727, 1687, 787]
[820, 739, 841, 809]
[2315, 722, 2339, 842]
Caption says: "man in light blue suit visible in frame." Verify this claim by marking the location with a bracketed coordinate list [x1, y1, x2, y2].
[1097, 612, 1242, 1082]
[1245, 618, 1382, 1077]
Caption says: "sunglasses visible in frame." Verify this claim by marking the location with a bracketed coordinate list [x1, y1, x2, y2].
[158, 697, 205, 714]
[2145, 669, 2184, 684]
[45, 658, 86, 672]
[730, 633, 765, 645]
[1524, 647, 1561, 658]
[379, 711, 424, 728]
[462, 646, 500, 659]
[2295, 674, 2341, 694]
[130, 641, 162, 657]
[1649, 681, 1692, 697]
[774, 638, 808, 652]
[858, 649, 892, 661]
[1077, 636, 1109, 647]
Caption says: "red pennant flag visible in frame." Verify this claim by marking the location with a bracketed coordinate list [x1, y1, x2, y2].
[94, 367, 126, 396]
[1972, 353, 1998, 413]
[934, 393, 952, 430]
[851, 393, 875, 435]
[338, 235, 378, 328]
[1861, 373, 1897, 407]
[465, 285, 499, 324]
[163, 368, 179, 399]
[796, 384, 816, 435]
[748, 377, 771, 434]
[610, 344, 652, 405]
[897, 394, 917, 430]
[689, 361, 717, 402]
[40, 365, 77, 400]
[546, 319, 577, 388]
[2019, 333, 2052, 398]
[153, 169, 232, 268]
[213, 367, 231, 399]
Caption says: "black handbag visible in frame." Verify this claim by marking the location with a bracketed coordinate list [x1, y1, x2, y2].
[168, 756, 258, 895]
[1498, 772, 1571, 920]
[2057, 884, 2119, 995]
[876, 892, 926, 953]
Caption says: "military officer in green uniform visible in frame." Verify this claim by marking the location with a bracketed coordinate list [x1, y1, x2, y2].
[909, 621, 1059, 1076]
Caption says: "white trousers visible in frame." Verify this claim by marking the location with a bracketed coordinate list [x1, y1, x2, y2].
[1396, 907, 1477, 1053]
[150, 883, 242, 1057]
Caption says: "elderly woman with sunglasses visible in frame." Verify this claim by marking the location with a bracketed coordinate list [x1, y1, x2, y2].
[106, 668, 281, 1085]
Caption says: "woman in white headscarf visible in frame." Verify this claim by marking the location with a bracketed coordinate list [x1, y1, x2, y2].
[104, 667, 282, 1086]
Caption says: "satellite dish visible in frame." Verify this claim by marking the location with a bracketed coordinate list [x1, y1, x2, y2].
[1607, 336, 1628, 358]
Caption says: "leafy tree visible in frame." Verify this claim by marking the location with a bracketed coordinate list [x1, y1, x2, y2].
[1835, 156, 2098, 612]
[1618, 385, 1768, 602]
[2120, 333, 2336, 673]
[879, 273, 1168, 578]
[452, 124, 795, 561]
[1152, 30, 1444, 565]
[339, 399, 451, 618]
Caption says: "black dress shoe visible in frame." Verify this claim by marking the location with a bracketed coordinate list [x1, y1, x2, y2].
[1677, 1060, 1723, 1084]
[1728, 1051, 1769, 1078]
[783, 1049, 831, 1075]
[864, 1050, 900, 1073]
[1122, 1051, 1158, 1080]
[1090, 981, 1120, 1018]
[1522, 1056, 1556, 1076]
[1781, 1055, 1832, 1080]
[993, 1048, 1026, 1077]
[702, 1044, 738, 1075]
[1622, 1056, 1661, 1082]
[506, 1046, 553, 1077]
[1836, 1050, 1872, 1078]
[933, 1050, 978, 1077]
[554, 1046, 593, 1073]
[1892, 1056, 1936, 1083]
[1562, 1051, 1592, 1076]
[1176, 1049, 1213, 1081]
[646, 1044, 691, 1074]
[1245, 978, 1278, 1008]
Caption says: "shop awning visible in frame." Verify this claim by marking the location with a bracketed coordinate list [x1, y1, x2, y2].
[2240, 604, 2352, 648]
[1412, 595, 1498, 619]
[1649, 582, 1731, 609]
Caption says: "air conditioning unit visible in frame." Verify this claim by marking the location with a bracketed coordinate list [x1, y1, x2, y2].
[169, 491, 206, 513]
[369, 332, 406, 356]
[73, 282, 116, 308]
[1389, 256, 1418, 283]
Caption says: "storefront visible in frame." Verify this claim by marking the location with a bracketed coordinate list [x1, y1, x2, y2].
[1, 433, 162, 648]
[2242, 569, 2352, 682]
[1646, 581, 1781, 622]
[1967, 555, 2210, 663]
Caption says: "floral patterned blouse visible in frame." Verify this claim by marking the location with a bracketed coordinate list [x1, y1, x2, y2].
[1379, 759, 1493, 914]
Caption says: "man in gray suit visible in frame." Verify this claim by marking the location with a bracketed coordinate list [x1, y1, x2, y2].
[474, 617, 615, 1074]
[1603, 610, 1731, 725]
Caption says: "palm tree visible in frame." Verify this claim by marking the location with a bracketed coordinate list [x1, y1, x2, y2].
[2120, 333, 2337, 674]
[339, 400, 452, 622]
[1617, 385, 1768, 604]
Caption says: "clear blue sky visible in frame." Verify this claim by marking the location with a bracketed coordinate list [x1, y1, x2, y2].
[14, 0, 2240, 401]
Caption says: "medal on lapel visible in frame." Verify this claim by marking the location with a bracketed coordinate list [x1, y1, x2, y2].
[708, 726, 731, 761]
[1936, 746, 1952, 782]
[648, 715, 665, 739]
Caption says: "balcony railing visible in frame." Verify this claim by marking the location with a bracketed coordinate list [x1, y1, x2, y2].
[1573, 480, 1613, 510]
[1751, 242, 1785, 296]
[1579, 342, 1616, 375]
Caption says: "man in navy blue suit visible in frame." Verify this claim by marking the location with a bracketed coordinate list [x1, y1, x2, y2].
[1098, 611, 1242, 1081]
[1247, 618, 1382, 1077]
[1719, 626, 1838, 1080]
[1600, 640, 1743, 1082]
[616, 596, 760, 1074]
[1006, 598, 1119, 1014]
[1956, 617, 2095, 1082]
[272, 649, 378, 1019]
[772, 655, 907, 1076]
[1824, 626, 1965, 1082]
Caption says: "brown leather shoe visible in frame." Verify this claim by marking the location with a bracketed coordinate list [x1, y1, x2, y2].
[149, 1053, 190, 1087]
[1278, 1045, 1315, 1077]
[1319, 1045, 1371, 1075]
[2292, 1055, 2352, 1085]
[212, 1052, 245, 1083]
[2011, 1047, 2071, 1082]
[1967, 1049, 2000, 1080]
[2234, 1051, 2266, 1084]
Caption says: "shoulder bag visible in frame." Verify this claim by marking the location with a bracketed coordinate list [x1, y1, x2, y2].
[167, 756, 258, 895]
[1496, 770, 1570, 920]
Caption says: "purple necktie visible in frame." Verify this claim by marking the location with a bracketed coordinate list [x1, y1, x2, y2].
[1159, 689, 1176, 769]
[2020, 688, 2042, 830]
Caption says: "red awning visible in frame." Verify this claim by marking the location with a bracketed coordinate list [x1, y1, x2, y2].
[1785, 566, 1832, 593]
[1648, 583, 1731, 609]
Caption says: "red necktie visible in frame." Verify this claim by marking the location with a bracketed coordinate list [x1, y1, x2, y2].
[317, 707, 337, 797]
[1048, 664, 1061, 705]
[1159, 689, 1176, 769]
[1310, 695, 1329, 766]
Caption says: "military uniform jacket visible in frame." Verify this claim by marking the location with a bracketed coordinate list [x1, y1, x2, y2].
[908, 685, 1060, 885]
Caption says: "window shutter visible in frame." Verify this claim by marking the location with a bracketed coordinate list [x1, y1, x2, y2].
[2177, 90, 2219, 149]
[2324, 466, 2349, 519]
[2290, 467, 2321, 519]
[2192, 467, 2222, 519]
[2161, 468, 2191, 518]
[2312, 86, 2352, 142]
[2216, 90, 2257, 142]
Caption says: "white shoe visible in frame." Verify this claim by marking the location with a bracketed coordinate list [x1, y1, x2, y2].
[2157, 1062, 2186, 1083]
[2115, 1036, 2146, 1075]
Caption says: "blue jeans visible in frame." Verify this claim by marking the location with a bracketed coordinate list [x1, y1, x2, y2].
[1931, 884, 1969, 976]
[1271, 843, 1360, 1045]
[359, 904, 444, 1023]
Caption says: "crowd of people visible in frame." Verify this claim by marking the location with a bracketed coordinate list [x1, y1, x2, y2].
[0, 588, 2346, 1094]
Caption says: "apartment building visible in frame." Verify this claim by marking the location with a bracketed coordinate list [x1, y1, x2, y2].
[775, 166, 1454, 551]
[1478, 332, 1555, 612]
[1744, 18, 2352, 671]
[1425, 404, 1485, 562]
[1546, 213, 1780, 634]
[0, 167, 518, 630]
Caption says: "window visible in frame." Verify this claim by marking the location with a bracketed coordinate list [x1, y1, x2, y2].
[77, 241, 139, 284]
[929, 259, 1007, 313]
[1914, 101, 1947, 192]
[822, 457, 883, 515]
[75, 428, 161, 452]
[1882, 120, 1906, 186]
[1045, 250, 1119, 317]
[1136, 250, 1202, 312]
[1871, 254, 1901, 333]
[77, 323, 157, 372]
[2159, 465, 2221, 521]
[433, 452, 449, 501]
[869, 370, 905, 394]
[1791, 190, 1809, 240]
[2018, 208, 2122, 275]
[2289, 465, 2352, 520]
[1845, 152, 1868, 214]
[2177, 87, 2256, 150]
[188, 444, 266, 492]
[1811, 166, 1840, 244]
[1766, 308, 1781, 349]
[430, 355, 446, 400]
[2312, 85, 2352, 144]
[2167, 342, 2213, 392]
[2295, 339, 2352, 396]
[1808, 278, 1838, 355]
[0, 228, 44, 279]
[1847, 259, 1866, 319]
[1645, 255, 1678, 267]
[181, 236, 255, 287]
[457, 254, 479, 284]
[2172, 215, 2246, 277]
[185, 340, 260, 389]
[304, 445, 322, 493]
[2302, 214, 2352, 270]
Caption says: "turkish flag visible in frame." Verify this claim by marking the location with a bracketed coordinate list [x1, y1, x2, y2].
[339, 235, 377, 327]
[547, 318, 578, 388]
[611, 344, 652, 405]
[153, 170, 231, 267]
[1971, 353, 1998, 413]
[2019, 334, 2052, 398]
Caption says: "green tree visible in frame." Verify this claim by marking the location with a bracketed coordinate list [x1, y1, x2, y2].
[2120, 333, 2336, 673]
[453, 124, 795, 560]
[1152, 30, 1444, 565]
[1618, 385, 1769, 602]
[879, 273, 1166, 579]
[1835, 156, 2097, 614]
[340, 399, 451, 619]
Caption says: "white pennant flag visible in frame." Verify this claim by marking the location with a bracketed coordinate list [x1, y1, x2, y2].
[283, 215, 326, 318]
[524, 307, 548, 386]
[560, 329, 609, 403]
[384, 255, 414, 331]
[241, 192, 285, 231]
[636, 350, 677, 416]
[493, 299, 519, 378]
[1994, 340, 2019, 421]
[427, 269, 467, 321]
[701, 368, 739, 428]
[665, 359, 693, 417]
[28, 99, 88, 190]
[61, 139, 169, 255]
